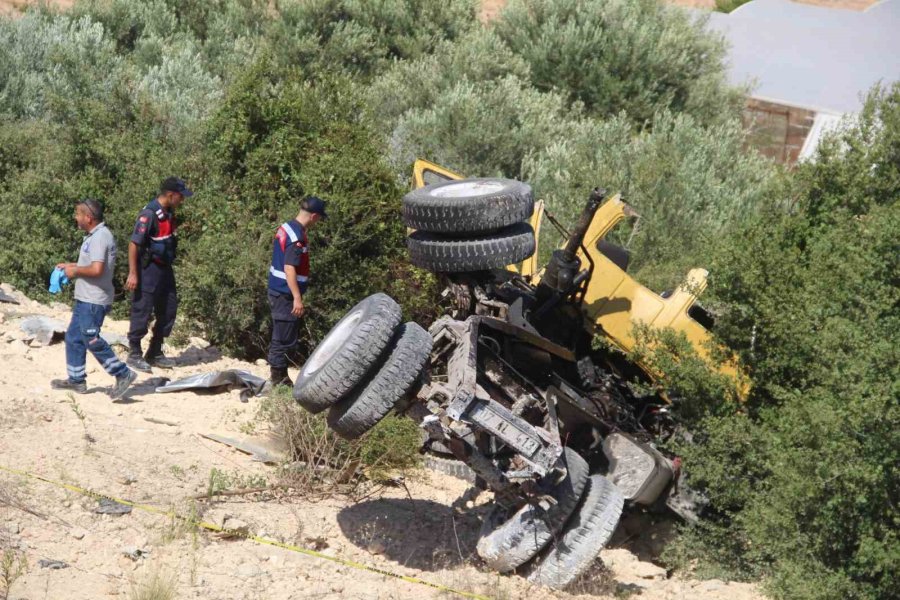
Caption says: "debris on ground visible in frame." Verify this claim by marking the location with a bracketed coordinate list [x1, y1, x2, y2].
[199, 432, 283, 464]
[94, 498, 132, 515]
[19, 315, 66, 345]
[121, 546, 150, 560]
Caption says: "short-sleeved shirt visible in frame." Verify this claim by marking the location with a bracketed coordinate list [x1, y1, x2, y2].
[74, 222, 116, 306]
[285, 238, 305, 269]
[130, 198, 176, 266]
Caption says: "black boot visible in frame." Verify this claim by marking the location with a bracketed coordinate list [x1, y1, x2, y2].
[270, 367, 293, 387]
[145, 337, 176, 369]
[127, 343, 152, 373]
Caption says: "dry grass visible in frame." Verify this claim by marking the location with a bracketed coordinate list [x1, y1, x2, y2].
[0, 548, 27, 600]
[259, 388, 422, 496]
[127, 568, 177, 600]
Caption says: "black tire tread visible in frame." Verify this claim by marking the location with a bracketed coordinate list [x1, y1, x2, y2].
[403, 178, 533, 234]
[407, 223, 535, 273]
[525, 474, 624, 589]
[293, 294, 401, 413]
[476, 448, 589, 573]
[327, 322, 432, 439]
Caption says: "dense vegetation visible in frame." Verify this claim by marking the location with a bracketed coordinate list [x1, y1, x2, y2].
[0, 1, 895, 599]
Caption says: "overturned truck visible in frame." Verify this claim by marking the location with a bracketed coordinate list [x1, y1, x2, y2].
[292, 160, 745, 589]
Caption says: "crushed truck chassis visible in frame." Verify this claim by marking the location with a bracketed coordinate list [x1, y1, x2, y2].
[293, 163, 745, 589]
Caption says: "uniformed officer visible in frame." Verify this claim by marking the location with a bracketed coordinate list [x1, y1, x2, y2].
[267, 196, 327, 386]
[125, 177, 192, 372]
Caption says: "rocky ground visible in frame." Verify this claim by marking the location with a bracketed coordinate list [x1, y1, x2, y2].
[0, 284, 764, 600]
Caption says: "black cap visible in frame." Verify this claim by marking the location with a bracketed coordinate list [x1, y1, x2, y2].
[160, 177, 193, 198]
[301, 196, 327, 219]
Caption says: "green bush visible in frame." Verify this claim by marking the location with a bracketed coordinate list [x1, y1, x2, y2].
[268, 0, 477, 80]
[178, 58, 437, 356]
[0, 11, 125, 120]
[668, 84, 900, 600]
[387, 75, 581, 179]
[367, 27, 531, 130]
[523, 110, 776, 290]
[494, 0, 744, 126]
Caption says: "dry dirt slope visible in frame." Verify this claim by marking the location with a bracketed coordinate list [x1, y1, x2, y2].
[0, 284, 764, 600]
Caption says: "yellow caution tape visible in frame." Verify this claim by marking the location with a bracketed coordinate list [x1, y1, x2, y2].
[0, 464, 491, 600]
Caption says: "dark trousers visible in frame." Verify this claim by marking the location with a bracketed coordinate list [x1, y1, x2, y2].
[128, 265, 178, 346]
[268, 291, 300, 369]
[65, 300, 128, 383]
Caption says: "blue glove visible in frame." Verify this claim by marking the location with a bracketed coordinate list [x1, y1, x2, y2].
[49, 267, 70, 294]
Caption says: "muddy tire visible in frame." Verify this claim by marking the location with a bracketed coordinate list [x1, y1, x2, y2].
[476, 448, 589, 573]
[293, 293, 401, 413]
[525, 474, 624, 589]
[327, 322, 432, 439]
[407, 223, 535, 273]
[402, 178, 533, 235]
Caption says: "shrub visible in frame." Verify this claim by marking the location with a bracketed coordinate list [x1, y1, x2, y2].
[177, 58, 438, 356]
[262, 387, 422, 490]
[523, 110, 776, 290]
[626, 324, 744, 424]
[668, 84, 900, 600]
[0, 11, 125, 121]
[367, 27, 531, 130]
[268, 0, 477, 80]
[494, 0, 744, 126]
[387, 75, 581, 179]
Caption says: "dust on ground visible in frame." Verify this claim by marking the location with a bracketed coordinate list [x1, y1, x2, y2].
[0, 284, 764, 600]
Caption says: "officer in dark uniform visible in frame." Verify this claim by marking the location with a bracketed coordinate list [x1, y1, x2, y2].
[267, 196, 326, 386]
[125, 177, 192, 372]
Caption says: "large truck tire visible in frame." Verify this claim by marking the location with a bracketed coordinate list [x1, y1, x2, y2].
[293, 293, 401, 413]
[327, 322, 432, 439]
[476, 448, 589, 573]
[407, 223, 535, 273]
[525, 474, 624, 589]
[403, 178, 534, 235]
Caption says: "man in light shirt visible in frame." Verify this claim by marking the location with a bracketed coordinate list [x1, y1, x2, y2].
[51, 199, 137, 399]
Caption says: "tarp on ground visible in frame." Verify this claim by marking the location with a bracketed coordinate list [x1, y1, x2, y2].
[154, 369, 268, 401]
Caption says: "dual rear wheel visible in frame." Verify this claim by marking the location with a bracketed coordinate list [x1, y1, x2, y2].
[293, 298, 623, 589]
[292, 293, 432, 439]
[476, 448, 624, 589]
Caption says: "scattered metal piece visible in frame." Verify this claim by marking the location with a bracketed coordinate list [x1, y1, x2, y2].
[198, 433, 282, 464]
[143, 417, 180, 427]
[122, 546, 150, 560]
[19, 315, 66, 345]
[99, 331, 129, 348]
[94, 497, 132, 515]
[38, 559, 68, 569]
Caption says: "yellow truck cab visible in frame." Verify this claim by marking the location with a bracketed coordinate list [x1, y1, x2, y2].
[412, 159, 746, 396]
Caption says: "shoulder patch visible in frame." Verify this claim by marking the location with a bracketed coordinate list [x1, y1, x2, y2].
[139, 215, 149, 223]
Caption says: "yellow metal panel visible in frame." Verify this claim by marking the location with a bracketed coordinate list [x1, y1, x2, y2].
[412, 159, 462, 189]
[507, 200, 544, 278]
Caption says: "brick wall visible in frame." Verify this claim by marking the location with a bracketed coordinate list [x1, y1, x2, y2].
[743, 97, 817, 164]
